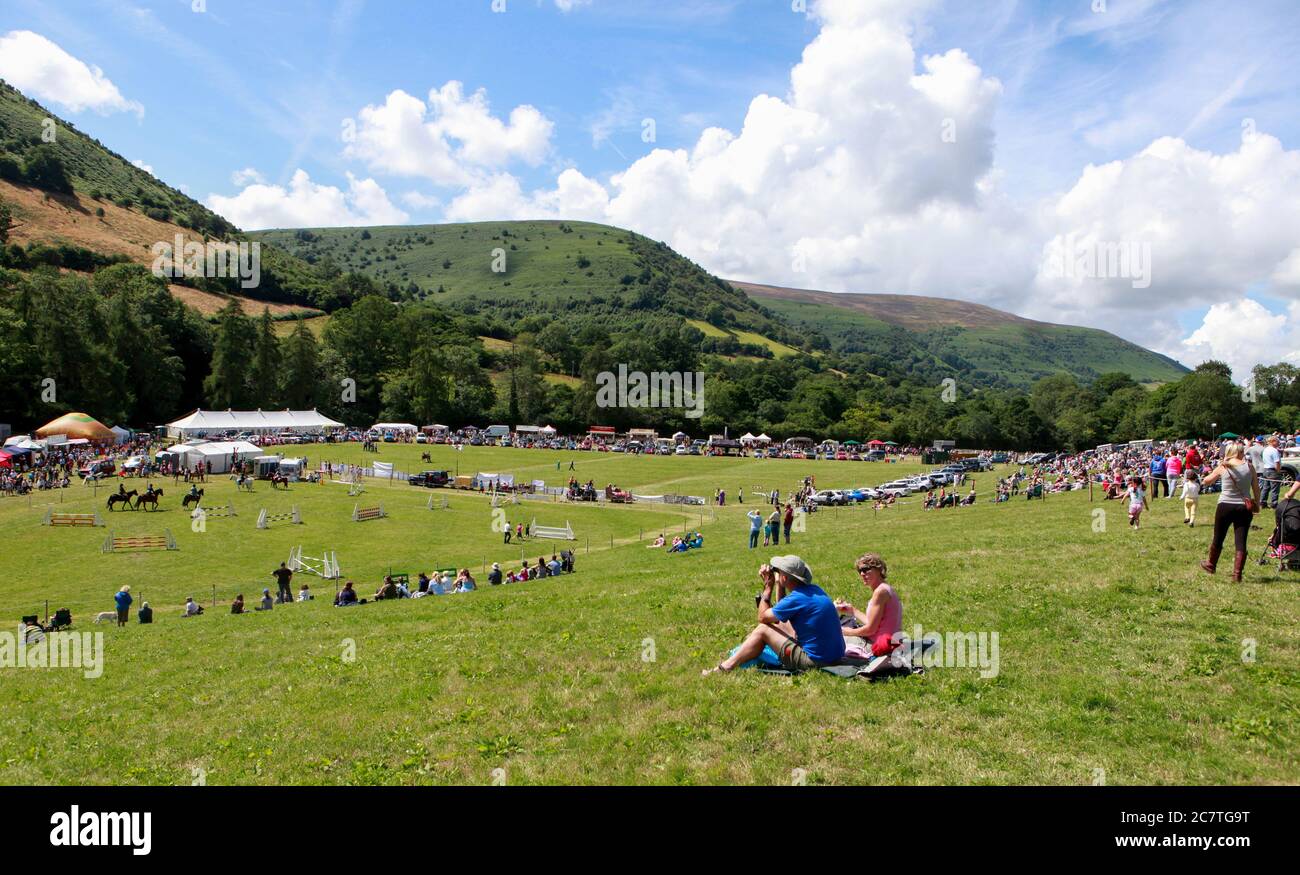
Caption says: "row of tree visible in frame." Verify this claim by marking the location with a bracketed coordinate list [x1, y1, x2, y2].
[2, 261, 1294, 449]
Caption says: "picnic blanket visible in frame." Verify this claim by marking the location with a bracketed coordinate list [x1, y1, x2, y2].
[750, 637, 939, 681]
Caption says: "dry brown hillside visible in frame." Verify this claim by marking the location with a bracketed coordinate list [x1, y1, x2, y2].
[2, 179, 317, 318]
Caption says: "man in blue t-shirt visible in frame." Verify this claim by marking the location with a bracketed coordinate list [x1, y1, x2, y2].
[703, 555, 845, 674]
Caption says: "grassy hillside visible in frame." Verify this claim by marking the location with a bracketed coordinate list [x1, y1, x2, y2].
[737, 281, 1190, 388]
[251, 221, 797, 344]
[1, 445, 1294, 784]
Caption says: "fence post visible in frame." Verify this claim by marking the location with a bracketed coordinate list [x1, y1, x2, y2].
[211, 584, 216, 608]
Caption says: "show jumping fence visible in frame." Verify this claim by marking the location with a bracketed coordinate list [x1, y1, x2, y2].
[102, 530, 177, 553]
[353, 504, 387, 522]
[256, 506, 302, 529]
[44, 509, 104, 527]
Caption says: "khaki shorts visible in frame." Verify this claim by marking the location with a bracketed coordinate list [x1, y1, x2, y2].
[778, 638, 819, 672]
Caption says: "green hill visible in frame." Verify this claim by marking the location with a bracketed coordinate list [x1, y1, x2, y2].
[734, 281, 1190, 389]
[250, 221, 797, 347]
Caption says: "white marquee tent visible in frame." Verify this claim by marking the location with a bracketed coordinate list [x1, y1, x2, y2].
[163, 440, 262, 474]
[166, 409, 344, 439]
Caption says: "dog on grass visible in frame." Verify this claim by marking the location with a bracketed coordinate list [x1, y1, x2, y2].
[93, 611, 117, 624]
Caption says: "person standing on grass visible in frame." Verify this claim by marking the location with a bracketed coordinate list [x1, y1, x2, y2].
[1126, 476, 1149, 529]
[1149, 452, 1167, 499]
[114, 585, 132, 628]
[1181, 470, 1201, 527]
[271, 562, 294, 604]
[1199, 442, 1261, 582]
[703, 555, 844, 675]
[1260, 436, 1282, 508]
[1166, 452, 1182, 498]
[747, 509, 763, 548]
[783, 502, 795, 544]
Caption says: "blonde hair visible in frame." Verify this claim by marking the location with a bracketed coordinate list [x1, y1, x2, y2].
[1223, 442, 1245, 462]
[855, 553, 888, 579]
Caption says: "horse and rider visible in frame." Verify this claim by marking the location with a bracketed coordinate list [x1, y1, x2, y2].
[181, 484, 205, 510]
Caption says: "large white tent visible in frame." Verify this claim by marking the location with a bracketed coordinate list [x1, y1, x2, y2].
[163, 440, 262, 474]
[166, 409, 344, 439]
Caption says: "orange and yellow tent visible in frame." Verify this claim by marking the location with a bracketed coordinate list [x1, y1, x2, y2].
[34, 412, 115, 442]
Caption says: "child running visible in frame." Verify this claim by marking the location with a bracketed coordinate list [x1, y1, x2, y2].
[1126, 476, 1149, 529]
[1181, 470, 1201, 527]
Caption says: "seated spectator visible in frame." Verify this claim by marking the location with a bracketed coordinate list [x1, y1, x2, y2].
[455, 569, 477, 592]
[256, 588, 274, 611]
[138, 602, 153, 624]
[836, 553, 903, 659]
[417, 572, 430, 594]
[395, 578, 412, 598]
[374, 576, 399, 601]
[648, 534, 666, 548]
[488, 563, 503, 586]
[335, 581, 359, 607]
[703, 555, 845, 675]
[231, 594, 246, 615]
[298, 583, 313, 602]
[548, 555, 562, 576]
[183, 597, 204, 617]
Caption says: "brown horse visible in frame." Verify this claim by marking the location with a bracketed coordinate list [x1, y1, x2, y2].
[106, 490, 138, 511]
[270, 473, 290, 490]
[135, 487, 164, 511]
[181, 488, 205, 510]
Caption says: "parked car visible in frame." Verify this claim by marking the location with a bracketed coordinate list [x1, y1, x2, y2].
[811, 489, 847, 506]
[407, 470, 450, 488]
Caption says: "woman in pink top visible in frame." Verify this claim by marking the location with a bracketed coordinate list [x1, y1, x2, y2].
[836, 552, 903, 657]
[1165, 454, 1182, 498]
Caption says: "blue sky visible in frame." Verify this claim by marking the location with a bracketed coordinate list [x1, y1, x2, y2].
[3, 0, 1300, 376]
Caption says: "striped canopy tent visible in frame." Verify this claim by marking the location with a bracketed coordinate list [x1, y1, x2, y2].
[35, 412, 115, 442]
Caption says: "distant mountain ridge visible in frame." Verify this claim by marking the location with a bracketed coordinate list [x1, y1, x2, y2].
[735, 280, 1190, 388]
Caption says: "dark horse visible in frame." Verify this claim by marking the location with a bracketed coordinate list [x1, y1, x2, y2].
[135, 487, 164, 511]
[106, 490, 138, 511]
[270, 473, 290, 490]
[181, 488, 205, 510]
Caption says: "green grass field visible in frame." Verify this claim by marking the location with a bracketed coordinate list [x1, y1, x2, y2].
[1, 445, 1296, 785]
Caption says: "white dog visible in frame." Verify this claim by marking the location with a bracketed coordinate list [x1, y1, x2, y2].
[93, 611, 117, 624]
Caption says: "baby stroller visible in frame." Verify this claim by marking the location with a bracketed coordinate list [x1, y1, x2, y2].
[1258, 498, 1300, 572]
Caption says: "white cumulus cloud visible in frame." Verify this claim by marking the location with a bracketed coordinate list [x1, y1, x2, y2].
[1178, 298, 1300, 381]
[205, 169, 408, 230]
[0, 30, 143, 117]
[343, 82, 554, 186]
